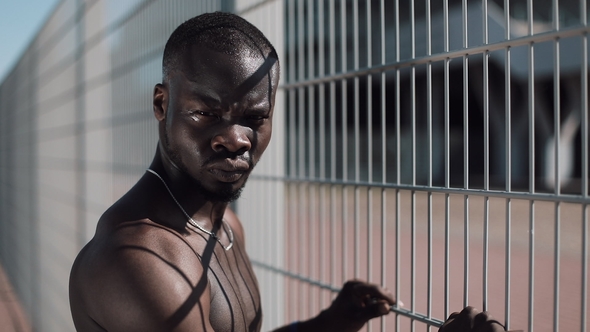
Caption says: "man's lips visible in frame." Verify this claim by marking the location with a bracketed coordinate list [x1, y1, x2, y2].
[208, 160, 250, 183]
[208, 169, 247, 183]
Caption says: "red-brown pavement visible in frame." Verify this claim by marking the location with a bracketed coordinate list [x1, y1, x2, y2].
[0, 263, 31, 332]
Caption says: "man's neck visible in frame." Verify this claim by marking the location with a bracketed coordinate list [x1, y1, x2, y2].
[146, 147, 229, 231]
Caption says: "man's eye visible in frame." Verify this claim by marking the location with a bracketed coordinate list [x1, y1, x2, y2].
[247, 114, 268, 121]
[191, 110, 218, 118]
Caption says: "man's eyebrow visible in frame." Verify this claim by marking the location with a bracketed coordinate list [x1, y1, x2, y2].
[187, 89, 221, 107]
[245, 107, 271, 114]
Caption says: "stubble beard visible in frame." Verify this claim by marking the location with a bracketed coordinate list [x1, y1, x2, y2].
[164, 133, 247, 203]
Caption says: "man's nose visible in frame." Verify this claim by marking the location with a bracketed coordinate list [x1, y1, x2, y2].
[211, 125, 252, 154]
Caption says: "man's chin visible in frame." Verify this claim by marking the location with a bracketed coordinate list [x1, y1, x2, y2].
[198, 179, 246, 203]
[204, 186, 244, 203]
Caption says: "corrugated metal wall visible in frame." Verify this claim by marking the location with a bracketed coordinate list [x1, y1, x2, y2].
[0, 1, 285, 331]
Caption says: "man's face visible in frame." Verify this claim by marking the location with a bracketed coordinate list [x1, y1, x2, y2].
[158, 45, 279, 202]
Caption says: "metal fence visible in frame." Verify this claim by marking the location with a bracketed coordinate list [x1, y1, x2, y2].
[243, 0, 590, 331]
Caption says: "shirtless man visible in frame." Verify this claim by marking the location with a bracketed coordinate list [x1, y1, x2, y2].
[68, 12, 397, 332]
[69, 12, 507, 332]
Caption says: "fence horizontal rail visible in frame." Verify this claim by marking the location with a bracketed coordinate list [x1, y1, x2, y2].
[251, 259, 446, 328]
[250, 175, 590, 204]
[281, 25, 590, 89]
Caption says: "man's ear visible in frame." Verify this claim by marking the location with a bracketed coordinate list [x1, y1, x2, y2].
[153, 83, 168, 121]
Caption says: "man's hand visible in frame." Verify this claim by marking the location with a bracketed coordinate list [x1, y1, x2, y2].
[439, 307, 506, 332]
[316, 280, 396, 332]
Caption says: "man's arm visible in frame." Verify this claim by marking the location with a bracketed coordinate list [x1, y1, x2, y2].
[272, 280, 396, 332]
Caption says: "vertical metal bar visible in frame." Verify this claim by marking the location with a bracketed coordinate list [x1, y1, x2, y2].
[462, 0, 470, 309]
[554, 202, 561, 332]
[366, 0, 373, 184]
[443, 0, 451, 317]
[444, 192, 450, 320]
[581, 5, 589, 330]
[379, 0, 387, 329]
[296, 0, 307, 318]
[307, 0, 315, 165]
[394, 0, 401, 328]
[297, 2, 305, 178]
[328, 0, 336, 295]
[554, 8, 561, 197]
[552, 1, 562, 328]
[329, 0, 336, 179]
[306, 0, 317, 315]
[317, 0, 327, 310]
[464, 201, 470, 310]
[287, 4, 297, 316]
[380, 0, 386, 183]
[426, 0, 433, 325]
[395, 187, 401, 328]
[527, 1, 536, 331]
[528, 200, 535, 332]
[285, 185, 299, 321]
[482, 0, 490, 313]
[427, 185, 433, 325]
[286, 0, 299, 89]
[583, 204, 588, 332]
[411, 189, 416, 332]
[287, 7, 296, 319]
[409, 1, 416, 329]
[527, 2, 535, 195]
[505, 31, 512, 191]
[353, 0, 360, 280]
[341, 0, 349, 283]
[380, 188, 387, 332]
[366, 1, 374, 307]
[75, 0, 87, 252]
[505, 199, 512, 328]
[298, 184, 307, 318]
[410, 0, 416, 186]
[483, 0, 490, 195]
[463, 3, 469, 188]
[483, 193, 490, 311]
[582, 0, 589, 201]
[395, 0, 401, 184]
[304, 180, 318, 315]
[504, 0, 512, 325]
[367, 189, 373, 330]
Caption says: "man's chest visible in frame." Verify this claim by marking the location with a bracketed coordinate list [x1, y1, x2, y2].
[206, 246, 262, 332]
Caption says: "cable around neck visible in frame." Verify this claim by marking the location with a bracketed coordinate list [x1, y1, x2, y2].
[146, 168, 234, 251]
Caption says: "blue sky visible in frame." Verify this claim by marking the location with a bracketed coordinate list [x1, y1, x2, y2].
[0, 0, 60, 82]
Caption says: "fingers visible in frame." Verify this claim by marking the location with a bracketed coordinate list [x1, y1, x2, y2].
[350, 281, 396, 306]
[359, 296, 391, 317]
[343, 281, 396, 322]
[470, 309, 505, 332]
[439, 307, 506, 332]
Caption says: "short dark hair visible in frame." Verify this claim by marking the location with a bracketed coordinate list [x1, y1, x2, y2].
[162, 12, 278, 80]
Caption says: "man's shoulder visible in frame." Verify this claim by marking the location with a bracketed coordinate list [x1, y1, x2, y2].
[74, 217, 203, 277]
[70, 218, 211, 330]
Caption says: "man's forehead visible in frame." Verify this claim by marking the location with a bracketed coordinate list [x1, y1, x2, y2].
[170, 47, 278, 106]
[179, 44, 276, 81]
[183, 43, 271, 68]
